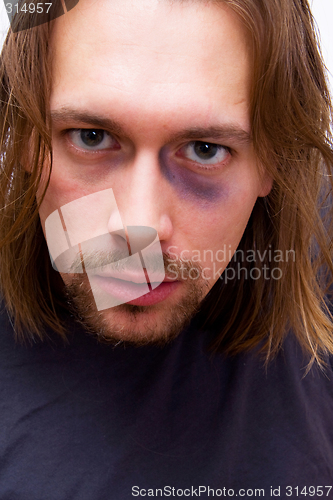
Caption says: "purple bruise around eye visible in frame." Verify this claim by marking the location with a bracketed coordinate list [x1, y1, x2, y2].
[159, 149, 227, 206]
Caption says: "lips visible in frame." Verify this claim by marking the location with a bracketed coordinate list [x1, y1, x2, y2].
[126, 280, 180, 306]
[89, 272, 180, 307]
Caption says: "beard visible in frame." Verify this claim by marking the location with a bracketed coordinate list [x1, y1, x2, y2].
[64, 253, 209, 347]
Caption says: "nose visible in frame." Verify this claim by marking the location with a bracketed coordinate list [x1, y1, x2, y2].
[107, 152, 174, 253]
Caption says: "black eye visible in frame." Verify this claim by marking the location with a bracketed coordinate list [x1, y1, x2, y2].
[80, 130, 105, 147]
[179, 141, 229, 166]
[193, 142, 219, 160]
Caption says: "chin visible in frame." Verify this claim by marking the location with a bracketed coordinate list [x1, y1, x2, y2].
[64, 273, 208, 346]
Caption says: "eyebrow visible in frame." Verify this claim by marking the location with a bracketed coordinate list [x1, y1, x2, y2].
[51, 109, 124, 135]
[169, 126, 252, 145]
[51, 108, 252, 145]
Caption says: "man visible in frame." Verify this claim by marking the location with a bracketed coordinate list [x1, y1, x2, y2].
[0, 0, 332, 498]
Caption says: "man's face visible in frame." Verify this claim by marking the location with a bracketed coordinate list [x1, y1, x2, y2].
[39, 0, 271, 343]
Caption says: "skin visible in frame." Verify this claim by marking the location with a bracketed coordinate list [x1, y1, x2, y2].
[38, 0, 272, 344]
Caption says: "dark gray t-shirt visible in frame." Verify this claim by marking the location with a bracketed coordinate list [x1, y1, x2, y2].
[0, 305, 332, 499]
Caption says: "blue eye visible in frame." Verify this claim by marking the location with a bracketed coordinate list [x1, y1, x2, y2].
[181, 141, 230, 165]
[69, 129, 118, 150]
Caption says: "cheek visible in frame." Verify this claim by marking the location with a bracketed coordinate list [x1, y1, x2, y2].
[38, 176, 90, 246]
[38, 167, 88, 223]
[159, 150, 228, 208]
[184, 185, 259, 269]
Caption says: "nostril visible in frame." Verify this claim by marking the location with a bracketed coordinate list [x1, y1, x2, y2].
[126, 226, 158, 254]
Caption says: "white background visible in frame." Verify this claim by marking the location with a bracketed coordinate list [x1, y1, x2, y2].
[0, 0, 332, 90]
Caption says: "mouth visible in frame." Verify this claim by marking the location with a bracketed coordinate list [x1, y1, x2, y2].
[89, 272, 180, 307]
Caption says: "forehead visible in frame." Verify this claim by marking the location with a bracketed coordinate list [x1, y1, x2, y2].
[50, 0, 251, 135]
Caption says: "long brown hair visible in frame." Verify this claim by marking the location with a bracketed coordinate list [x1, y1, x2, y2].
[0, 0, 332, 364]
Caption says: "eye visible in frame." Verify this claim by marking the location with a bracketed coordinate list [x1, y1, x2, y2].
[68, 129, 119, 151]
[179, 141, 230, 165]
